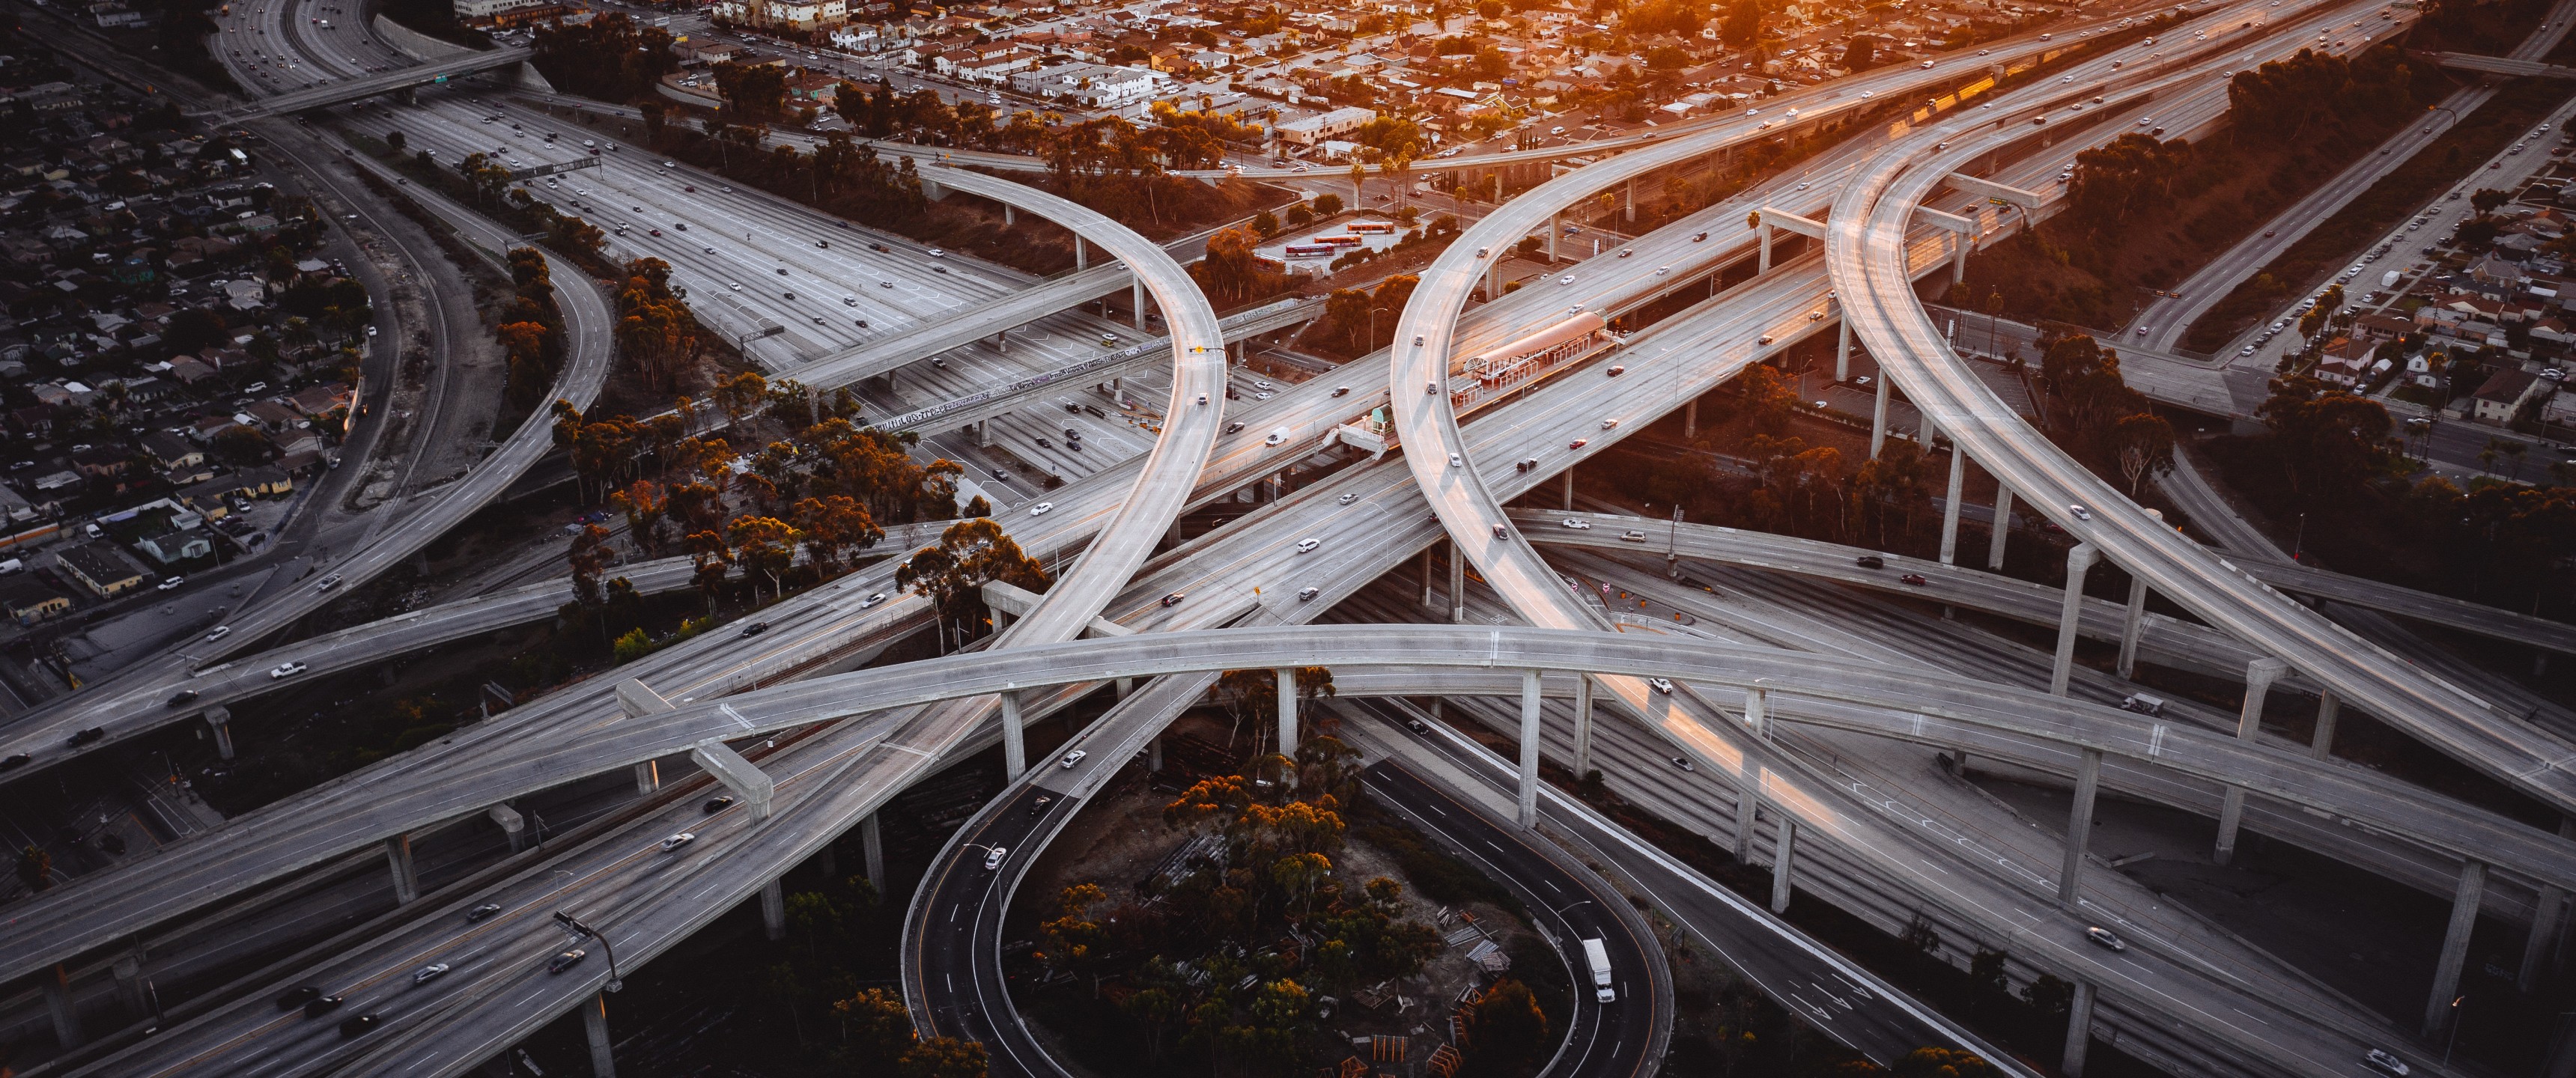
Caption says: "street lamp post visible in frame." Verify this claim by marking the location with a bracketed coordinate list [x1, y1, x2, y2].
[1367, 304, 1394, 355]
[554, 912, 624, 993]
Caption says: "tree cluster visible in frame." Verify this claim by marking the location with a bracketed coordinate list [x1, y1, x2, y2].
[1315, 275, 1421, 357]
[529, 13, 680, 102]
[498, 249, 567, 410]
[613, 258, 704, 393]
[2036, 335, 2174, 494]
[895, 516, 1051, 636]
[1188, 227, 1297, 305]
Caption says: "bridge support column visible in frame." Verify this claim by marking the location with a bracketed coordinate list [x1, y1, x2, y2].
[1769, 815, 1796, 913]
[634, 761, 660, 794]
[1516, 669, 1543, 827]
[1733, 775, 1760, 862]
[2058, 748, 2102, 908]
[1623, 177, 1635, 222]
[385, 834, 419, 904]
[2064, 980, 2096, 1077]
[1450, 541, 1466, 624]
[1002, 203, 1014, 227]
[2426, 859, 2488, 1036]
[1075, 236, 1087, 270]
[2526, 879, 2567, 993]
[584, 991, 617, 1078]
[1131, 281, 1149, 328]
[1561, 467, 1574, 511]
[1113, 377, 1127, 408]
[2049, 544, 2098, 696]
[205, 706, 234, 761]
[1951, 231, 1971, 284]
[1744, 684, 1770, 740]
[862, 811, 886, 892]
[1938, 445, 1966, 565]
[999, 691, 1025, 779]
[44, 963, 81, 1049]
[1276, 667, 1298, 756]
[974, 422, 994, 448]
[2214, 657, 2289, 865]
[1869, 371, 1892, 459]
[1758, 222, 1772, 272]
[2310, 691, 2340, 759]
[491, 804, 526, 853]
[112, 951, 148, 1016]
[761, 877, 786, 941]
[1484, 258, 1500, 300]
[1148, 736, 1164, 773]
[1572, 675, 1594, 778]
[1835, 319, 1851, 383]
[1423, 546, 1437, 609]
[2116, 573, 2151, 679]
[1987, 487, 2013, 570]
[1549, 213, 1560, 262]
[1683, 398, 1698, 439]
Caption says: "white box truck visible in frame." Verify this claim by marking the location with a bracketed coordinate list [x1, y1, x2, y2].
[1582, 937, 1615, 1002]
[2381, 270, 2402, 288]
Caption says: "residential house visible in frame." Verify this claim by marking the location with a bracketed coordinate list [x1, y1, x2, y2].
[134, 529, 210, 566]
[57, 541, 144, 598]
[0, 577, 71, 626]
[2473, 367, 2548, 424]
[2315, 336, 2377, 387]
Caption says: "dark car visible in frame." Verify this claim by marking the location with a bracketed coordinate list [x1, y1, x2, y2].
[466, 903, 503, 922]
[1854, 555, 1885, 570]
[338, 1013, 382, 1038]
[1030, 794, 1054, 816]
[166, 689, 200, 708]
[276, 986, 323, 1010]
[705, 795, 736, 814]
[305, 994, 347, 1017]
[547, 948, 587, 974]
[2085, 926, 2127, 952]
[1899, 573, 1929, 586]
[1161, 592, 1186, 608]
[741, 621, 770, 637]
[68, 727, 106, 746]
[0, 754, 29, 771]
[1406, 719, 1430, 733]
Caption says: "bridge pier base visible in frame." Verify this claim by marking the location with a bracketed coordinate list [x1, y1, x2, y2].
[762, 877, 786, 941]
[1572, 676, 1594, 778]
[1683, 398, 1698, 439]
[1987, 487, 2013, 570]
[584, 991, 617, 1078]
[385, 834, 419, 904]
[861, 811, 886, 892]
[1834, 319, 1851, 383]
[2426, 859, 2488, 1036]
[2310, 691, 2340, 758]
[2064, 980, 2096, 1077]
[2213, 658, 2288, 865]
[2049, 544, 2098, 696]
[1769, 815, 1796, 913]
[1938, 445, 1965, 565]
[2058, 748, 2102, 908]
[205, 706, 234, 761]
[999, 691, 1026, 779]
[1516, 669, 1542, 827]
[1868, 371, 1892, 459]
[1276, 667, 1298, 757]
[2116, 574, 2150, 679]
[45, 963, 81, 1049]
[491, 804, 526, 853]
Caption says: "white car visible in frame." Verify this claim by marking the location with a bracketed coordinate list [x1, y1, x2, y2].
[1648, 678, 1675, 694]
[1559, 275, 1575, 285]
[2068, 504, 2093, 521]
[860, 592, 887, 609]
[157, 576, 183, 591]
[1030, 502, 1054, 516]
[204, 626, 232, 642]
[983, 845, 1009, 869]
[1600, 418, 1619, 430]
[1621, 531, 1648, 543]
[1561, 518, 1592, 529]
[1295, 538, 1321, 553]
[1058, 749, 1087, 769]
[1337, 493, 1359, 505]
[660, 832, 696, 851]
[269, 662, 307, 679]
[2364, 1050, 2410, 1077]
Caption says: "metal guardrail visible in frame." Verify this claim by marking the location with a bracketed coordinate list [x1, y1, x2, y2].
[872, 298, 1307, 433]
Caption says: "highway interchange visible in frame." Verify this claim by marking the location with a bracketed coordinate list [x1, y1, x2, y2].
[7, 0, 2576, 1075]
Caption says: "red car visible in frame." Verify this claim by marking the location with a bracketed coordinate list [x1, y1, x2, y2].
[648, 228, 662, 237]
[1899, 573, 1928, 586]
[683, 185, 697, 192]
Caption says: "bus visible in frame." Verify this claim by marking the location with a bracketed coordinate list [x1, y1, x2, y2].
[1313, 234, 1364, 247]
[1347, 221, 1398, 234]
[1282, 244, 1337, 258]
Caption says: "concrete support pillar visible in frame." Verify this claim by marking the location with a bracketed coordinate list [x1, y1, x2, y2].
[2116, 573, 2151, 680]
[205, 705, 234, 761]
[1074, 236, 1086, 270]
[1484, 258, 1500, 301]
[2425, 859, 2488, 1036]
[1148, 736, 1164, 772]
[1561, 467, 1574, 511]
[2058, 748, 2103, 908]
[861, 810, 885, 892]
[973, 421, 993, 449]
[1951, 231, 1971, 284]
[44, 963, 81, 1049]
[1002, 202, 1014, 226]
[2049, 544, 2099, 697]
[1987, 487, 2014, 571]
[1758, 222, 1772, 272]
[1549, 212, 1560, 262]
[1116, 677, 1133, 699]
[634, 761, 659, 795]
[2214, 658, 2290, 866]
[491, 804, 526, 853]
[999, 691, 1025, 779]
[2311, 691, 2341, 759]
[1835, 319, 1851, 383]
[1275, 666, 1298, 756]
[1572, 675, 1594, 779]
[1919, 405, 1936, 446]
[1869, 370, 1892, 459]
[1450, 540, 1465, 624]
[112, 952, 148, 1015]
[2064, 980, 2096, 1077]
[1938, 445, 1966, 565]
[1623, 177, 1635, 222]
[1683, 398, 1698, 439]
[584, 991, 617, 1078]
[1113, 376, 1127, 408]
[761, 877, 786, 941]
[2526, 877, 2567, 993]
[1516, 669, 1543, 827]
[1131, 280, 1148, 328]
[1423, 546, 1437, 609]
[384, 834, 419, 904]
[1744, 684, 1771, 740]
[1769, 814, 1796, 913]
[1733, 776, 1759, 862]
